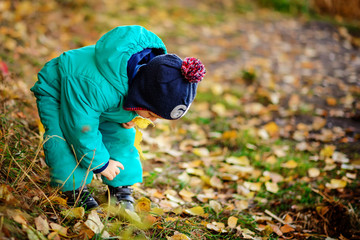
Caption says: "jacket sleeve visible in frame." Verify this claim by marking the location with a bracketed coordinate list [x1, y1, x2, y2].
[59, 75, 111, 172]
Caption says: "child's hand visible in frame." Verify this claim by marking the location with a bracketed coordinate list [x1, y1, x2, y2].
[100, 159, 124, 181]
[121, 121, 135, 129]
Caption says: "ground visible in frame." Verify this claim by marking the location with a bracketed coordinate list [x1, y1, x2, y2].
[0, 1, 359, 239]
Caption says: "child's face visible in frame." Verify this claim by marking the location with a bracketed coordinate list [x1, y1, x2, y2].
[135, 110, 161, 122]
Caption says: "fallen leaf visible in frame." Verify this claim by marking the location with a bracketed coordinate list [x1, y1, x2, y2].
[281, 160, 298, 169]
[179, 189, 195, 202]
[84, 210, 110, 237]
[184, 206, 205, 217]
[166, 231, 191, 240]
[135, 197, 151, 213]
[210, 176, 224, 188]
[269, 224, 283, 236]
[228, 216, 238, 229]
[207, 222, 227, 233]
[326, 179, 347, 189]
[264, 121, 279, 138]
[226, 156, 250, 166]
[234, 200, 249, 211]
[326, 97, 337, 106]
[34, 216, 49, 235]
[244, 182, 262, 191]
[209, 200, 222, 214]
[60, 207, 85, 219]
[50, 223, 68, 236]
[265, 182, 279, 193]
[280, 224, 295, 233]
[308, 168, 320, 178]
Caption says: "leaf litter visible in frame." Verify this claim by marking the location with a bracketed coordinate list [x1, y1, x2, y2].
[0, 0, 360, 239]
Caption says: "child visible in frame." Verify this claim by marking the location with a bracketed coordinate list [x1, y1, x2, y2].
[31, 25, 206, 211]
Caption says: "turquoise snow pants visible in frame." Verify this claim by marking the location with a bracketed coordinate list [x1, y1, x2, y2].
[33, 61, 142, 192]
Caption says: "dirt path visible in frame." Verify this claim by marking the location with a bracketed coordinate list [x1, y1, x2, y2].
[188, 12, 360, 159]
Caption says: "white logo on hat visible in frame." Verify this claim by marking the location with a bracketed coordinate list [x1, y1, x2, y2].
[170, 104, 189, 119]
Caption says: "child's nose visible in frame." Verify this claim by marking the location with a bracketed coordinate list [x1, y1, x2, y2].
[149, 116, 157, 122]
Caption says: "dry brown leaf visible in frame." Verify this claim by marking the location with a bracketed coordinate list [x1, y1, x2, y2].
[50, 223, 68, 236]
[84, 210, 110, 237]
[269, 224, 283, 236]
[280, 224, 295, 233]
[34, 216, 49, 235]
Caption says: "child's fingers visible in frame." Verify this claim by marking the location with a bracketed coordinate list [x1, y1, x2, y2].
[116, 161, 124, 170]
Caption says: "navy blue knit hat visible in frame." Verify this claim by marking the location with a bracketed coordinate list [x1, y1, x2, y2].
[123, 54, 206, 120]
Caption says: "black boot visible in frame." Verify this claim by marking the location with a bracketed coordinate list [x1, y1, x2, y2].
[108, 186, 135, 211]
[63, 186, 99, 210]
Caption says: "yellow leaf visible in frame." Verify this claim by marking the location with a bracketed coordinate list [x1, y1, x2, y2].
[326, 179, 347, 189]
[132, 116, 154, 129]
[320, 145, 336, 158]
[281, 160, 298, 169]
[192, 147, 210, 157]
[167, 231, 191, 240]
[37, 119, 45, 136]
[308, 168, 320, 178]
[184, 206, 205, 216]
[50, 196, 67, 206]
[244, 182, 262, 191]
[134, 127, 145, 160]
[265, 182, 279, 193]
[60, 207, 85, 219]
[227, 216, 238, 229]
[226, 156, 250, 166]
[151, 207, 165, 216]
[135, 197, 151, 213]
[179, 189, 195, 202]
[264, 121, 279, 137]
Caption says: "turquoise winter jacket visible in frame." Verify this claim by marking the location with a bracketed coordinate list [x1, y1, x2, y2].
[31, 25, 167, 172]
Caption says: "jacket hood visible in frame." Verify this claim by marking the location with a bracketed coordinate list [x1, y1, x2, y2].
[95, 25, 167, 93]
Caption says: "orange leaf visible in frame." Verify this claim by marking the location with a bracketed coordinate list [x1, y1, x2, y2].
[280, 224, 295, 233]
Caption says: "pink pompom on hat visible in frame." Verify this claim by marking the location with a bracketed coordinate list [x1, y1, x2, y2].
[123, 54, 206, 120]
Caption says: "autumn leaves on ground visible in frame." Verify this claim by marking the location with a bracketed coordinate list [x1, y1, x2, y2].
[1, 0, 360, 239]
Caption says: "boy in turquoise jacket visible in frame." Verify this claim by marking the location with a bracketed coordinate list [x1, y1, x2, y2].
[31, 25, 206, 210]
